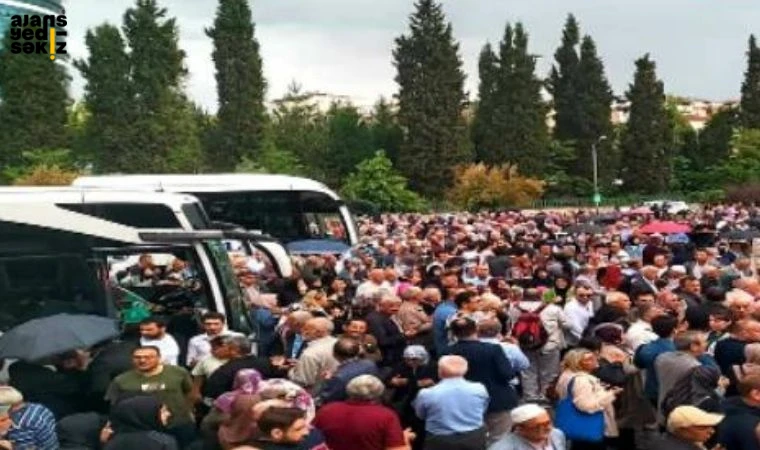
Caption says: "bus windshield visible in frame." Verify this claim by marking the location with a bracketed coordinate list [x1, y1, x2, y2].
[191, 190, 349, 244]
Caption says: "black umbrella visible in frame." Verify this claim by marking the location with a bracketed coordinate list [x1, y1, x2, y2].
[0, 314, 119, 361]
[565, 223, 606, 234]
[719, 229, 760, 242]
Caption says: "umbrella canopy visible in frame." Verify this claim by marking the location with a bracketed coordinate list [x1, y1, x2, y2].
[666, 233, 690, 244]
[624, 207, 653, 216]
[565, 223, 606, 234]
[639, 221, 692, 234]
[720, 229, 760, 242]
[285, 239, 351, 255]
[0, 314, 119, 361]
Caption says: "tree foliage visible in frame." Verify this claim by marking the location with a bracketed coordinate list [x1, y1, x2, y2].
[621, 54, 670, 193]
[342, 151, 425, 212]
[205, 0, 267, 170]
[0, 29, 71, 175]
[369, 97, 403, 166]
[474, 23, 548, 174]
[322, 103, 374, 187]
[74, 24, 134, 173]
[12, 164, 81, 186]
[741, 35, 760, 128]
[548, 14, 581, 143]
[394, 0, 471, 197]
[447, 163, 545, 210]
[472, 43, 499, 163]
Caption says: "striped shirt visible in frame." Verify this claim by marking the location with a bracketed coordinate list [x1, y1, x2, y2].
[6, 403, 58, 450]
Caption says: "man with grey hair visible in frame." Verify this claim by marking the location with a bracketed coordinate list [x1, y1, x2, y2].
[655, 330, 715, 416]
[0, 386, 58, 450]
[314, 374, 414, 450]
[414, 355, 489, 450]
[366, 294, 407, 368]
[203, 334, 284, 399]
[289, 317, 338, 393]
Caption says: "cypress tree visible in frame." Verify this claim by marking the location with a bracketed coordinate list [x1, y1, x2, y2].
[122, 0, 201, 172]
[472, 43, 498, 162]
[74, 24, 134, 172]
[576, 35, 614, 182]
[696, 107, 739, 168]
[322, 103, 374, 188]
[0, 31, 70, 172]
[393, 0, 470, 198]
[740, 35, 760, 128]
[621, 54, 670, 193]
[370, 97, 403, 166]
[490, 23, 549, 174]
[548, 14, 581, 143]
[206, 0, 267, 170]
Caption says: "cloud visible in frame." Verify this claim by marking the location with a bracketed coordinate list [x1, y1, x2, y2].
[62, 0, 760, 112]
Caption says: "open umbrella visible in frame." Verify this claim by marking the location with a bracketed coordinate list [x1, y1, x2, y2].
[0, 314, 119, 361]
[720, 229, 760, 242]
[639, 221, 692, 234]
[285, 239, 351, 255]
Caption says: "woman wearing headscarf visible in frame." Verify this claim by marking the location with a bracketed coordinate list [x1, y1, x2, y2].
[217, 394, 260, 450]
[200, 369, 263, 450]
[387, 345, 438, 450]
[101, 395, 177, 450]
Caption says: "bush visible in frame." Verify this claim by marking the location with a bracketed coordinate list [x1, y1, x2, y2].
[447, 163, 545, 211]
[342, 150, 426, 212]
[12, 165, 80, 186]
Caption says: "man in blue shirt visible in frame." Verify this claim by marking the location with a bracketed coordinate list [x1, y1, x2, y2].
[414, 355, 489, 450]
[634, 314, 678, 404]
[432, 272, 459, 356]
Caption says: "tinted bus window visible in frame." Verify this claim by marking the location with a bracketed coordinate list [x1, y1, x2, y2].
[59, 203, 182, 228]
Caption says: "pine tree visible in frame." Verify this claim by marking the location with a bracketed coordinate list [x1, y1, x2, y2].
[122, 0, 201, 172]
[370, 97, 403, 166]
[393, 0, 471, 198]
[74, 24, 134, 172]
[548, 14, 580, 143]
[0, 31, 71, 173]
[489, 23, 549, 174]
[322, 102, 374, 188]
[206, 0, 267, 170]
[741, 35, 760, 128]
[576, 35, 614, 182]
[472, 43, 498, 162]
[621, 54, 670, 193]
[696, 107, 739, 168]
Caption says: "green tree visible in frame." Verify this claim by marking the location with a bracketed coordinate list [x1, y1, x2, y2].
[236, 136, 305, 175]
[472, 43, 499, 162]
[696, 107, 739, 167]
[342, 151, 425, 212]
[122, 0, 201, 172]
[741, 35, 760, 128]
[489, 23, 549, 174]
[393, 0, 471, 197]
[205, 0, 267, 170]
[548, 14, 580, 144]
[369, 97, 403, 166]
[717, 128, 760, 184]
[74, 24, 135, 173]
[621, 54, 670, 193]
[0, 30, 71, 175]
[322, 103, 374, 187]
[269, 84, 328, 180]
[576, 36, 614, 183]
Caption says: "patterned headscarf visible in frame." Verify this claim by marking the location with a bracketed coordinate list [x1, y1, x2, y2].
[214, 369, 263, 414]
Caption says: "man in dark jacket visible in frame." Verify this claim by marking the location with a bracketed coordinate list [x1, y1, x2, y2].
[715, 320, 760, 397]
[445, 316, 517, 445]
[365, 295, 407, 369]
[651, 405, 724, 450]
[718, 372, 760, 450]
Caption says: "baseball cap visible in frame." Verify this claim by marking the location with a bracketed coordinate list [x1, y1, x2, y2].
[667, 406, 724, 432]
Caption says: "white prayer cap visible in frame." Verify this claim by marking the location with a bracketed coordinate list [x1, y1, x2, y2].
[510, 403, 547, 424]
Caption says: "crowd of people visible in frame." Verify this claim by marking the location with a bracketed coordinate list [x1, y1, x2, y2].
[4, 204, 760, 450]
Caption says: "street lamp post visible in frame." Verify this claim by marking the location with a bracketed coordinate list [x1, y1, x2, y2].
[592, 135, 608, 215]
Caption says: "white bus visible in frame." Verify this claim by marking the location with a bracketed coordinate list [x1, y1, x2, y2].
[0, 191, 291, 337]
[72, 174, 359, 254]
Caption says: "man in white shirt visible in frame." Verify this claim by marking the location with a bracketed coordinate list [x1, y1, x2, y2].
[139, 317, 180, 366]
[355, 268, 392, 300]
[625, 304, 665, 351]
[186, 312, 243, 367]
[563, 285, 595, 346]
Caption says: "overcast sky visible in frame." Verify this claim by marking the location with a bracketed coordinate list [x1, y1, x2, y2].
[64, 0, 760, 112]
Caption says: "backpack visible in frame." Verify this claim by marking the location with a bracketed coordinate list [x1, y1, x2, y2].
[512, 304, 549, 351]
